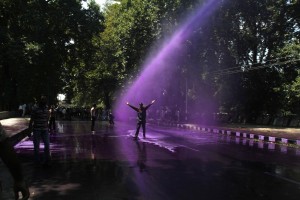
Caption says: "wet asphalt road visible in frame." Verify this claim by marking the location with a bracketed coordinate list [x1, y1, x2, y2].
[1, 120, 300, 200]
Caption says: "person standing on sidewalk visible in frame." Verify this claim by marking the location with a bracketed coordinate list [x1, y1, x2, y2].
[28, 95, 51, 167]
[126, 100, 155, 139]
[0, 122, 30, 199]
[90, 104, 97, 132]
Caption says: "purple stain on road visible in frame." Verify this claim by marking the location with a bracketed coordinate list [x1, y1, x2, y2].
[114, 0, 221, 123]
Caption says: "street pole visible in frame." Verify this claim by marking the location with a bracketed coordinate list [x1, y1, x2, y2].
[185, 78, 187, 121]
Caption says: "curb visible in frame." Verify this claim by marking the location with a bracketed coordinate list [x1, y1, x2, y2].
[0, 118, 30, 146]
[9, 128, 30, 146]
[153, 121, 300, 147]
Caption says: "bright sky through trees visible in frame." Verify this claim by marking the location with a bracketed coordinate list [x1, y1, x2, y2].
[95, 0, 106, 6]
[82, 0, 106, 9]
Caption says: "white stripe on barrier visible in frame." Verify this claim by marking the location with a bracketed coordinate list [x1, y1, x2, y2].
[259, 135, 264, 140]
[269, 137, 276, 142]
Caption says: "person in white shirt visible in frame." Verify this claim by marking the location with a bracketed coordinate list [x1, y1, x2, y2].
[22, 104, 26, 117]
[90, 104, 97, 131]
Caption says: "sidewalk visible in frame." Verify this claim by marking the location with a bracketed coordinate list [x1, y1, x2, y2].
[0, 117, 30, 145]
[0, 118, 30, 199]
[154, 121, 300, 146]
[1, 117, 300, 146]
[213, 123, 300, 140]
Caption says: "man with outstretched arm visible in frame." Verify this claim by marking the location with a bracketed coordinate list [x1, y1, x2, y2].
[126, 100, 155, 139]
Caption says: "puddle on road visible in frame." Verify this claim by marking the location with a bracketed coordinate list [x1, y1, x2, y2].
[126, 128, 300, 157]
[218, 134, 300, 156]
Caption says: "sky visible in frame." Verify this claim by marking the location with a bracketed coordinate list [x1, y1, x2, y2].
[95, 0, 106, 6]
[82, 0, 107, 9]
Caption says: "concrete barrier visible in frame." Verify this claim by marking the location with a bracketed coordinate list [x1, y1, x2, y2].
[0, 111, 16, 120]
[269, 137, 276, 142]
[152, 122, 300, 147]
[258, 135, 264, 141]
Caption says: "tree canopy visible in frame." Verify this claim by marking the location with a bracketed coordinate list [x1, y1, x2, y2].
[1, 0, 299, 122]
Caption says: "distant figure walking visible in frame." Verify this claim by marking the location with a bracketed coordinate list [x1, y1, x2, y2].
[22, 103, 26, 117]
[48, 105, 56, 132]
[18, 104, 23, 117]
[29, 95, 51, 167]
[90, 104, 97, 132]
[127, 100, 155, 139]
[108, 112, 115, 126]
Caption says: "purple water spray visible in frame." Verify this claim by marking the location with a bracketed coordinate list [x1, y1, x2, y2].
[114, 0, 221, 124]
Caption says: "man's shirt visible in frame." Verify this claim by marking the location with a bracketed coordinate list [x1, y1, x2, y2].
[31, 106, 49, 131]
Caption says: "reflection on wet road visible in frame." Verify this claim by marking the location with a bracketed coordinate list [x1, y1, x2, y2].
[3, 121, 300, 199]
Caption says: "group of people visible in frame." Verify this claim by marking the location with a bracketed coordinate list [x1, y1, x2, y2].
[0, 96, 155, 199]
[90, 100, 156, 140]
[90, 104, 115, 132]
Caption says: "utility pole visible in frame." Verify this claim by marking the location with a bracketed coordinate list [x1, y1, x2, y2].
[185, 78, 188, 121]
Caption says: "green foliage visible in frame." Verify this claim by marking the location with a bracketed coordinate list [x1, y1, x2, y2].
[1, 0, 300, 121]
[0, 0, 104, 110]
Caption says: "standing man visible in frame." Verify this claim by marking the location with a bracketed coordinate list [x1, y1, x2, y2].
[0, 122, 30, 199]
[28, 96, 50, 167]
[90, 104, 97, 132]
[127, 100, 155, 139]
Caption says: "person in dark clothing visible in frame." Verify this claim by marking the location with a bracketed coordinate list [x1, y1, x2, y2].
[29, 96, 50, 166]
[48, 105, 56, 132]
[126, 100, 155, 139]
[108, 112, 115, 126]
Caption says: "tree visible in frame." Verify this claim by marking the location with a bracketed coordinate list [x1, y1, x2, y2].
[0, 0, 104, 110]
